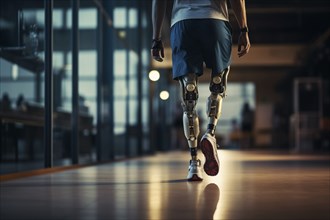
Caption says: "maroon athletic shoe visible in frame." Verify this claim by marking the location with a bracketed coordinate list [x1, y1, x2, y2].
[200, 133, 219, 176]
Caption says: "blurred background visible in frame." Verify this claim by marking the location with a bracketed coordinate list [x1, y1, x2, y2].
[0, 0, 329, 174]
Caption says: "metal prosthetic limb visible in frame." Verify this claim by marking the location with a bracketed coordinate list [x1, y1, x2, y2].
[179, 73, 200, 159]
[206, 67, 230, 135]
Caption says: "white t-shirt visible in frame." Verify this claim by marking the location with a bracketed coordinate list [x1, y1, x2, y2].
[171, 0, 229, 27]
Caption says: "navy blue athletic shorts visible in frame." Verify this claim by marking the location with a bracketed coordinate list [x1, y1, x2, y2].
[170, 19, 232, 80]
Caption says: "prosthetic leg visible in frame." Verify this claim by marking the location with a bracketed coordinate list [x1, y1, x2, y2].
[179, 73, 202, 181]
[206, 67, 230, 135]
[179, 73, 200, 159]
[200, 67, 230, 176]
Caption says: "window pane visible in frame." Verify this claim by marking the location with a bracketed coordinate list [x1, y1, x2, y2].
[80, 51, 97, 77]
[62, 78, 72, 104]
[114, 99, 126, 124]
[19, 68, 35, 79]
[129, 77, 137, 97]
[142, 98, 149, 126]
[129, 99, 137, 125]
[142, 49, 148, 66]
[0, 59, 34, 80]
[84, 99, 97, 124]
[79, 9, 97, 28]
[67, 9, 97, 29]
[114, 50, 126, 77]
[67, 51, 97, 77]
[129, 50, 138, 76]
[113, 7, 127, 28]
[114, 79, 127, 98]
[129, 8, 137, 28]
[0, 7, 45, 173]
[53, 52, 64, 69]
[114, 125, 125, 135]
[79, 81, 96, 98]
[52, 9, 64, 28]
[1, 82, 35, 102]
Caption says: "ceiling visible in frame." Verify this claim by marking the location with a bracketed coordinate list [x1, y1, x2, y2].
[161, 0, 330, 46]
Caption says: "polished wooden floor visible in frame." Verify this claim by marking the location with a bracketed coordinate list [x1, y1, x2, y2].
[1, 150, 329, 220]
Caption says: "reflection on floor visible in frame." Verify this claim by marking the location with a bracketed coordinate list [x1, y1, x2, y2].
[1, 150, 329, 220]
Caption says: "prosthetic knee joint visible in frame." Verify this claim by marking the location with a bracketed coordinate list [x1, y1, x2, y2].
[179, 73, 200, 149]
[206, 67, 230, 134]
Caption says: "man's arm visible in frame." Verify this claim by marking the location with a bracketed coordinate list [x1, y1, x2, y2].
[151, 0, 167, 62]
[229, 0, 251, 57]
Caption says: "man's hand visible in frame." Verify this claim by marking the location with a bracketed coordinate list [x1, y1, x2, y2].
[238, 32, 250, 57]
[151, 39, 164, 62]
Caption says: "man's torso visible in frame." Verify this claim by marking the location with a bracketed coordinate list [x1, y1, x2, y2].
[171, 0, 229, 27]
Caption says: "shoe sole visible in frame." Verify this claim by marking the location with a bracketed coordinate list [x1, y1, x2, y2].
[200, 138, 219, 176]
[187, 174, 203, 181]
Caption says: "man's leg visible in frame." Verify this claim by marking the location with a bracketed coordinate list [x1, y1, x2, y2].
[200, 67, 230, 176]
[178, 73, 202, 181]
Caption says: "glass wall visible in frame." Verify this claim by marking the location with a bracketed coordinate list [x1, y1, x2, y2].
[0, 0, 152, 174]
[0, 0, 45, 173]
[111, 1, 151, 158]
[52, 2, 73, 166]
